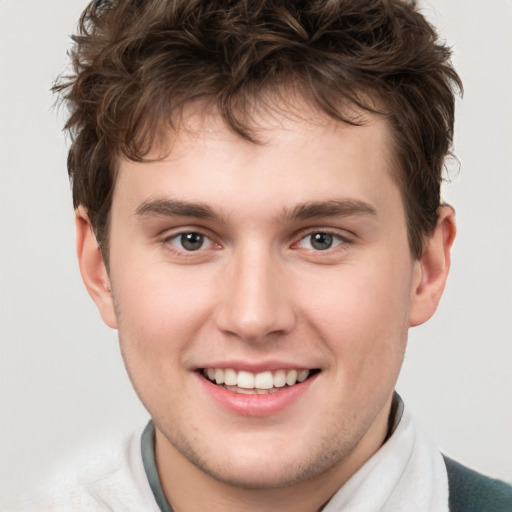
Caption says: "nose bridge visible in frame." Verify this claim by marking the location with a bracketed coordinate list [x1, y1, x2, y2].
[216, 241, 295, 342]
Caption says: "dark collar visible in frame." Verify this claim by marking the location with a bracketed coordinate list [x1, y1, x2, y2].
[141, 421, 173, 512]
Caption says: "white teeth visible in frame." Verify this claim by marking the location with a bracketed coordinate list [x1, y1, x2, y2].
[214, 368, 224, 384]
[237, 371, 255, 389]
[236, 387, 255, 395]
[224, 368, 237, 386]
[254, 371, 273, 389]
[204, 368, 313, 390]
[273, 370, 286, 387]
[286, 369, 298, 386]
[297, 369, 309, 383]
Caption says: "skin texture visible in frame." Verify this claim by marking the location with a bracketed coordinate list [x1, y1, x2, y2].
[76, 104, 455, 512]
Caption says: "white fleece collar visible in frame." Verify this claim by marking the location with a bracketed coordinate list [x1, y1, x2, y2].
[322, 401, 449, 512]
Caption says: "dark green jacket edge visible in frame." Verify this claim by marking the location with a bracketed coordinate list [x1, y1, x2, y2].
[444, 455, 512, 512]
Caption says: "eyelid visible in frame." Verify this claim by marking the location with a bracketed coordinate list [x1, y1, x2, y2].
[294, 227, 350, 243]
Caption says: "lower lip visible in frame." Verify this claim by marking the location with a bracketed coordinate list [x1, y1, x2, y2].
[196, 373, 318, 416]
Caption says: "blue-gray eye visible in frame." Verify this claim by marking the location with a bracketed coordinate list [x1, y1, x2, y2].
[310, 233, 334, 250]
[180, 232, 205, 251]
[297, 232, 343, 251]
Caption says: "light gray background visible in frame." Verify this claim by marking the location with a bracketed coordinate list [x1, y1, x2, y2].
[1, 0, 511, 498]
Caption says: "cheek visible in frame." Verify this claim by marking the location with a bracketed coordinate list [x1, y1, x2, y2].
[297, 260, 412, 373]
[111, 267, 212, 412]
[111, 260, 217, 360]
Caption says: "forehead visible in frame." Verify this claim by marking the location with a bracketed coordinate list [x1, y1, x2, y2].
[112, 100, 403, 225]
[143, 91, 390, 161]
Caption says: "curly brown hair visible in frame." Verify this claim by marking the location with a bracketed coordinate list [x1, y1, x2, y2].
[54, 0, 462, 260]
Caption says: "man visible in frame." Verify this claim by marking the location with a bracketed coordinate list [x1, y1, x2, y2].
[16, 0, 512, 510]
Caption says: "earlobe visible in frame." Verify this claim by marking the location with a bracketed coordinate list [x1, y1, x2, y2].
[75, 208, 118, 329]
[409, 205, 456, 327]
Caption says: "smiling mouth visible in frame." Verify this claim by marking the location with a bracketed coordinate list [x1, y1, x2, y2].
[200, 368, 320, 395]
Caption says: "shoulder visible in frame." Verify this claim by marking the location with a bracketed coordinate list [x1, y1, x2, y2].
[443, 455, 512, 512]
[5, 424, 159, 512]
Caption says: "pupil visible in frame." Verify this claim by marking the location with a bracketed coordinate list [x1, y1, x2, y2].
[311, 233, 333, 250]
[181, 233, 204, 251]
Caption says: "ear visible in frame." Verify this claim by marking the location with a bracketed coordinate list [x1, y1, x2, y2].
[409, 205, 456, 327]
[75, 207, 118, 329]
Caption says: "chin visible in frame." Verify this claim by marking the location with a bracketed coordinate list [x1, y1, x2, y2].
[200, 459, 316, 490]
[176, 430, 357, 490]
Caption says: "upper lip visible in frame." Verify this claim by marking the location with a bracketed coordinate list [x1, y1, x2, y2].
[196, 360, 318, 373]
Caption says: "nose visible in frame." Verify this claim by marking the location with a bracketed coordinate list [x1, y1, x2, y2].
[214, 247, 297, 344]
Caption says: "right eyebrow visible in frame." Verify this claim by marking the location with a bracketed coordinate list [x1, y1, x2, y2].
[135, 198, 220, 220]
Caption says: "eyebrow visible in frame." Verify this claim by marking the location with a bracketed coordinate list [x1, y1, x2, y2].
[282, 199, 377, 221]
[134, 197, 377, 222]
[135, 198, 218, 219]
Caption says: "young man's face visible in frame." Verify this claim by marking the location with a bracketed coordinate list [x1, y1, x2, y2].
[79, 102, 448, 490]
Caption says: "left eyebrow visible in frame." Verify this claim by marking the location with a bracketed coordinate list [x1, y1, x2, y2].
[281, 199, 377, 221]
